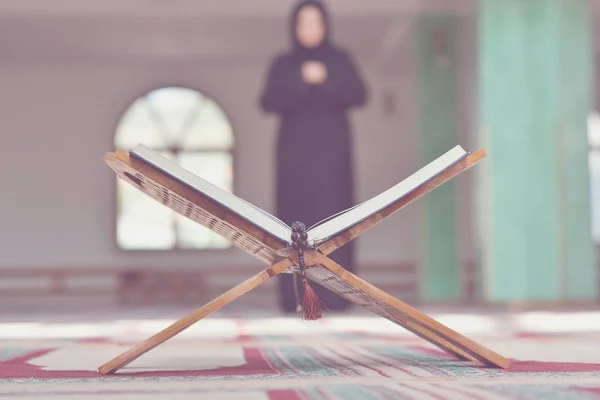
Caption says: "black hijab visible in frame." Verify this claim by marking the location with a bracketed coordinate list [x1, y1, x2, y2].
[290, 0, 332, 60]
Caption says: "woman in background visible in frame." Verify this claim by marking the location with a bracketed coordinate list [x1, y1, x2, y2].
[259, 0, 368, 312]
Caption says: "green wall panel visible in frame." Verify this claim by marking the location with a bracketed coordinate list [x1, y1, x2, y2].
[416, 15, 461, 301]
[477, 0, 596, 302]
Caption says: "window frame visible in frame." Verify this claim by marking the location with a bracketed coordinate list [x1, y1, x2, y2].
[588, 112, 600, 245]
[111, 86, 238, 254]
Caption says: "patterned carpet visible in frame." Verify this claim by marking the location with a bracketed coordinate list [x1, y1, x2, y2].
[2, 308, 600, 399]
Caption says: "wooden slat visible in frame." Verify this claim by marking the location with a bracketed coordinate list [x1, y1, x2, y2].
[98, 258, 293, 375]
[305, 251, 510, 369]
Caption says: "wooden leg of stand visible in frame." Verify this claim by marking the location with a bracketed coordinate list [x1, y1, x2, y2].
[385, 310, 475, 362]
[98, 259, 293, 375]
[306, 252, 510, 369]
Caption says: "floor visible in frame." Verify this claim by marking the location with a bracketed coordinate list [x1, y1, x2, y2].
[2, 306, 600, 399]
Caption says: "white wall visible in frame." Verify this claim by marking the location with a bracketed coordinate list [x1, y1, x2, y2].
[0, 11, 481, 282]
[0, 57, 445, 270]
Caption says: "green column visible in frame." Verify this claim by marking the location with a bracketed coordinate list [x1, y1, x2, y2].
[477, 0, 597, 302]
[416, 15, 461, 301]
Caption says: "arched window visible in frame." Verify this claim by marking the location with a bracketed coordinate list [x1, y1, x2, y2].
[115, 87, 234, 250]
[588, 112, 600, 242]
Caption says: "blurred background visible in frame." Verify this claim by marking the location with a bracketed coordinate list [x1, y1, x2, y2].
[1, 0, 599, 314]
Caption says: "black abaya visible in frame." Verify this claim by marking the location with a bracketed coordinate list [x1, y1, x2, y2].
[259, 0, 367, 312]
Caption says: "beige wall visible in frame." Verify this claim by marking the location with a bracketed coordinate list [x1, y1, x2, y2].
[0, 17, 480, 307]
[0, 60, 425, 265]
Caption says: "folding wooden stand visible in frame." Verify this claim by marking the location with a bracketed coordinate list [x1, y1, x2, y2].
[99, 149, 510, 375]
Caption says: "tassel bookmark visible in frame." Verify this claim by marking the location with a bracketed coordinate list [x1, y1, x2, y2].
[291, 221, 325, 321]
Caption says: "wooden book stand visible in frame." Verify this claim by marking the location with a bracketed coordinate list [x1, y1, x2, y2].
[98, 148, 510, 375]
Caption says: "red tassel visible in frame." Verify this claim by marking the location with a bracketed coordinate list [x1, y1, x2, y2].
[301, 278, 324, 321]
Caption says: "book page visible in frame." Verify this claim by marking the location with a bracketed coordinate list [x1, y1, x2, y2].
[307, 146, 468, 243]
[130, 145, 291, 244]
[306, 265, 416, 325]
[106, 155, 282, 265]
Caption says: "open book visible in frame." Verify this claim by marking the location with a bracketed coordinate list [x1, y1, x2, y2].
[100, 145, 509, 375]
[125, 144, 468, 249]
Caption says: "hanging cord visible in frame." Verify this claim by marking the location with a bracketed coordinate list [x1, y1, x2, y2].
[293, 271, 302, 315]
[291, 221, 324, 320]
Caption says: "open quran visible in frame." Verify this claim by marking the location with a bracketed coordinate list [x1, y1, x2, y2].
[99, 144, 510, 375]
[112, 144, 467, 262]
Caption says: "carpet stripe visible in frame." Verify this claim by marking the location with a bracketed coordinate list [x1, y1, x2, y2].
[341, 343, 421, 378]
[302, 346, 351, 377]
[322, 344, 388, 377]
[342, 343, 413, 378]
[369, 385, 410, 400]
[444, 385, 488, 400]
[268, 390, 304, 400]
[264, 347, 299, 376]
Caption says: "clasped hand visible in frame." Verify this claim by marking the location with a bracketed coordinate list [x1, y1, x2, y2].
[302, 61, 327, 85]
